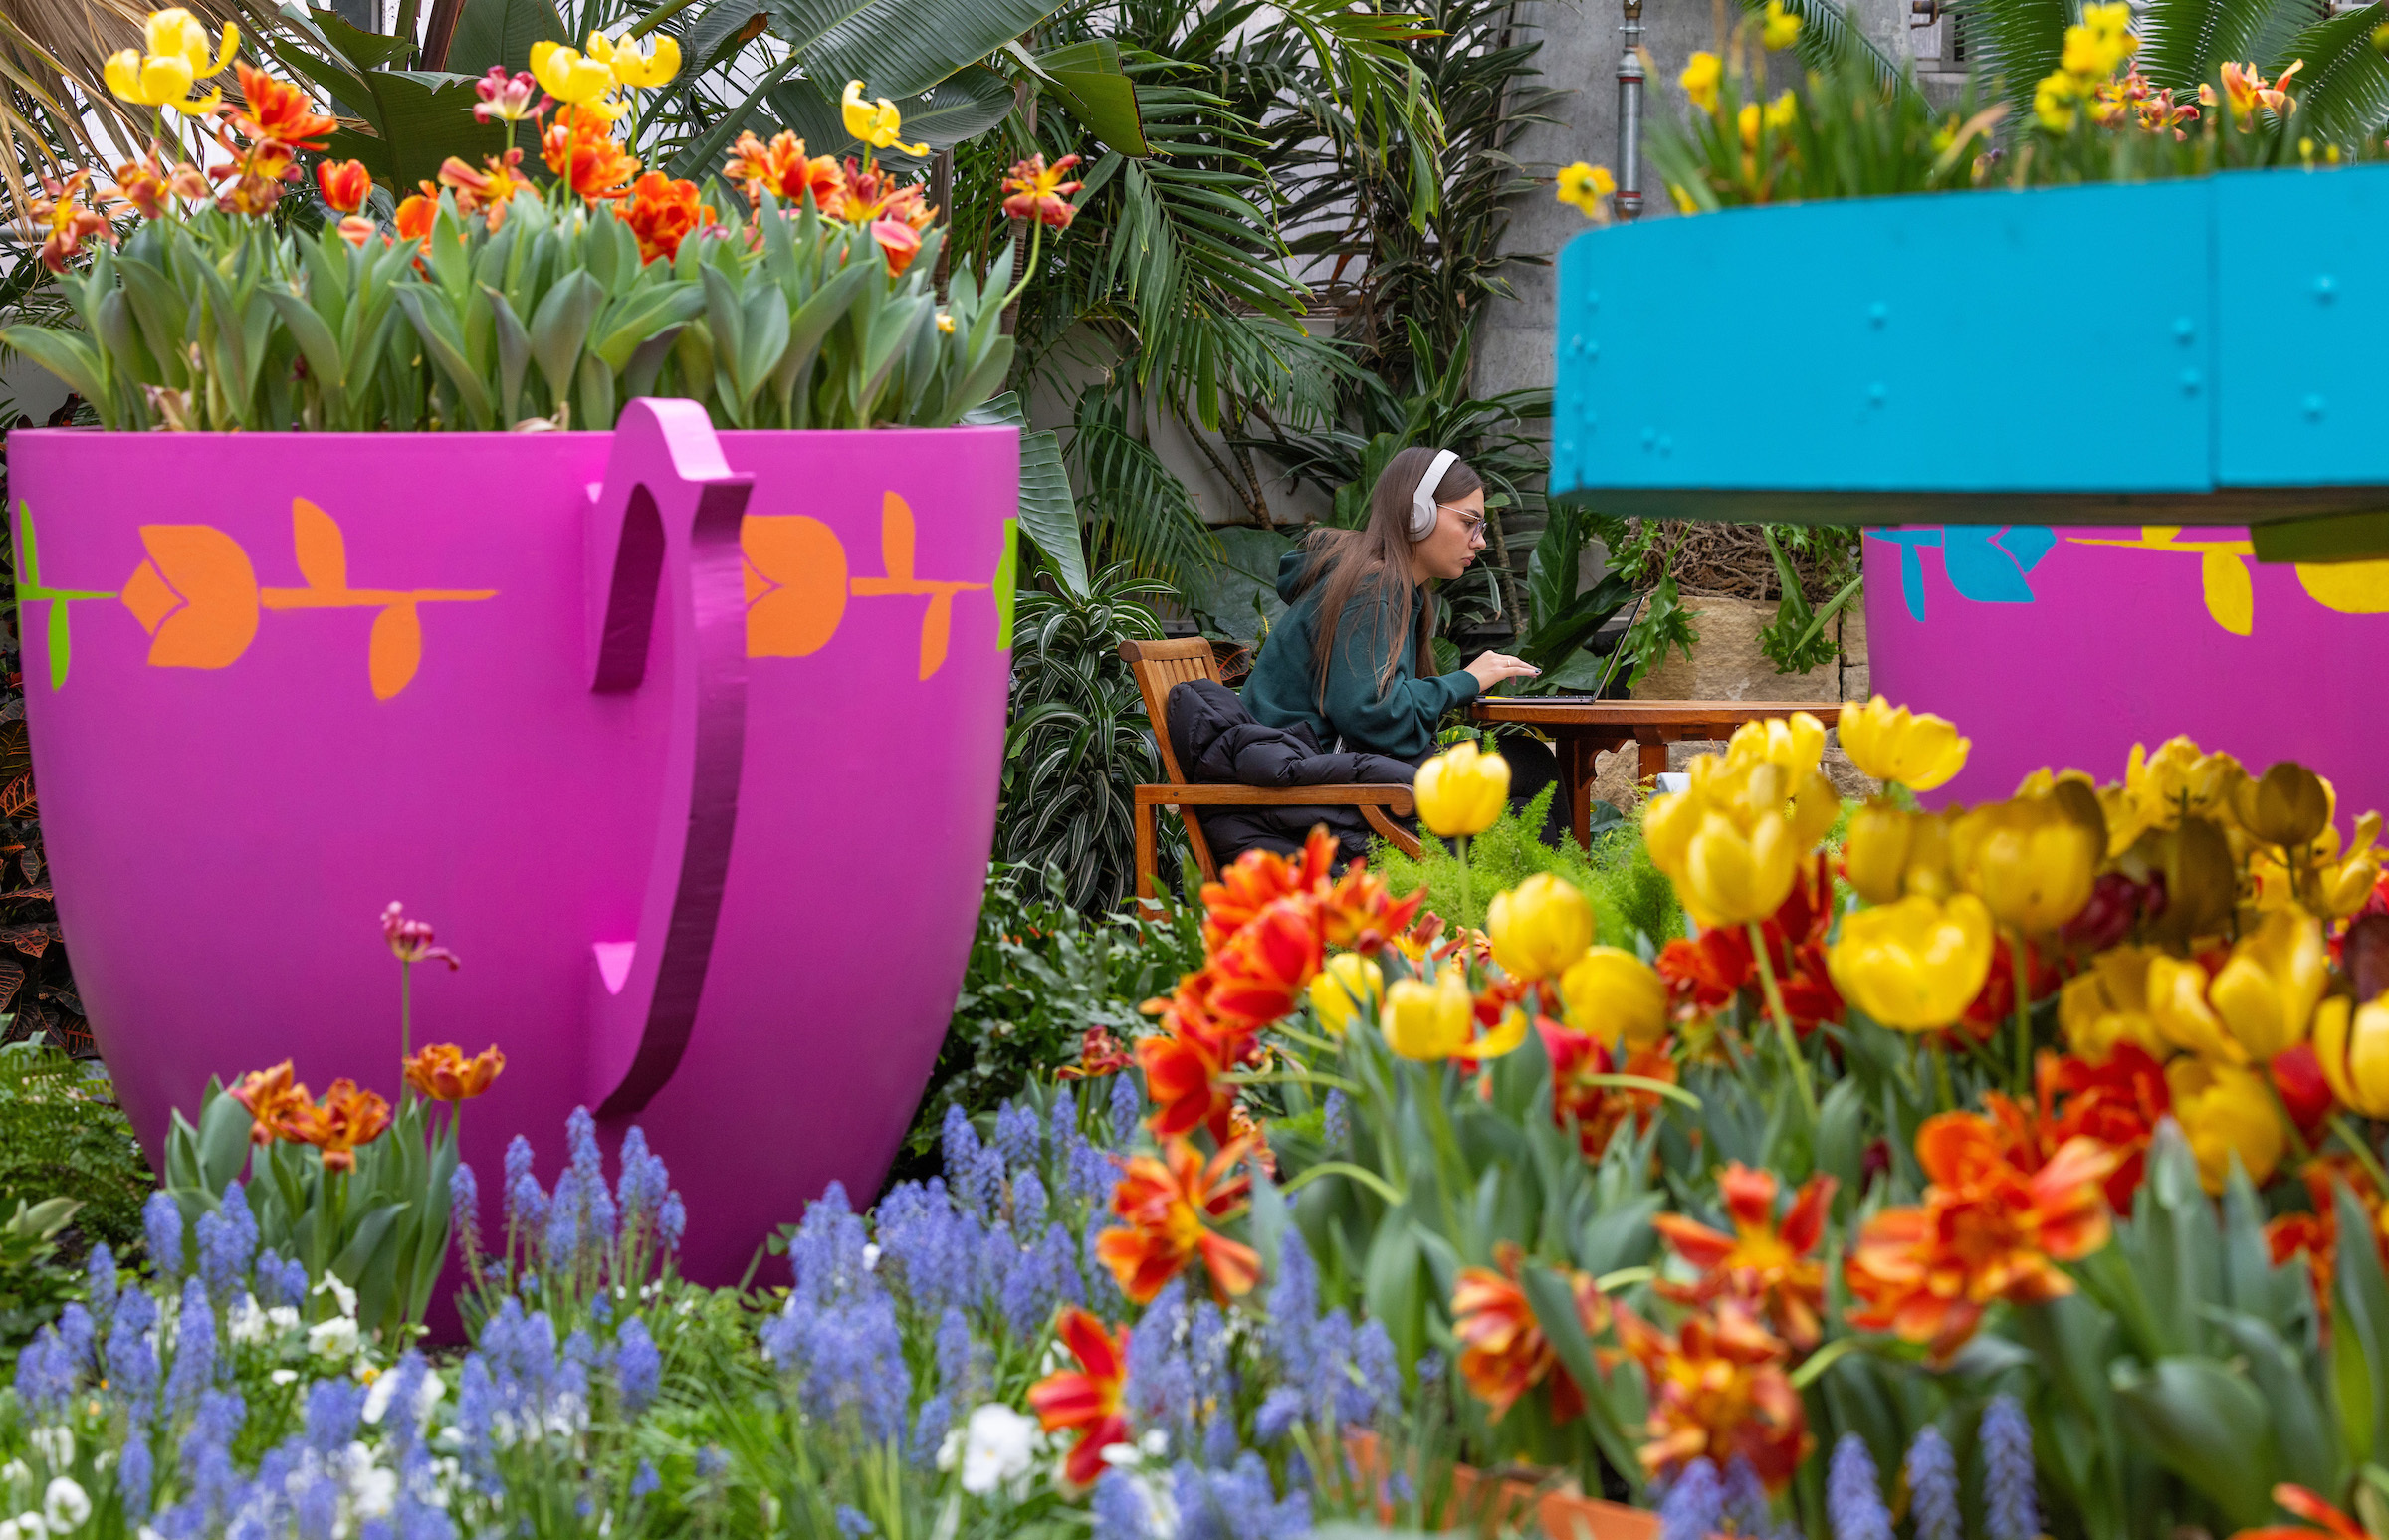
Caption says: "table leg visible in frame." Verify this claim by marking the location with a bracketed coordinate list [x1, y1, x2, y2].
[1558, 733, 1593, 852]
[1636, 730, 1670, 787]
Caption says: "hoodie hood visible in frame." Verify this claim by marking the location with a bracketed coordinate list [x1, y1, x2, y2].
[1274, 547, 1318, 605]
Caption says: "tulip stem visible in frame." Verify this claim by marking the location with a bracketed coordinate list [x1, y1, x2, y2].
[1746, 923, 1819, 1123]
[2329, 1112, 2389, 1196]
[1930, 1041, 1957, 1112]
[398, 958, 412, 1106]
[2008, 927, 2034, 1094]
[1456, 835, 1474, 940]
[2263, 1077, 2315, 1165]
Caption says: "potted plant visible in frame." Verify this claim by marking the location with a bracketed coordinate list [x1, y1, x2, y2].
[1, 20, 1078, 1283]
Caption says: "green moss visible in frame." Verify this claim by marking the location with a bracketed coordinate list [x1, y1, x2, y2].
[1372, 786, 1687, 949]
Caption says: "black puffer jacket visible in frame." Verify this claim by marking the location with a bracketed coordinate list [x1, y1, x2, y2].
[1166, 679, 1416, 868]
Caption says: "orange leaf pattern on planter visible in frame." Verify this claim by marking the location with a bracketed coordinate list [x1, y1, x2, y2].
[742, 515, 847, 657]
[849, 492, 986, 681]
[259, 498, 498, 700]
[121, 524, 261, 668]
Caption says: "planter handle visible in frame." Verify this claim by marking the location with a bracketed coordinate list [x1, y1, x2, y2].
[582, 399, 753, 1117]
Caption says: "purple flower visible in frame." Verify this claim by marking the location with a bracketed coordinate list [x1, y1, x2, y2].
[1322, 1089, 1349, 1150]
[567, 1105, 602, 1183]
[509, 1172, 550, 1238]
[909, 1392, 951, 1469]
[196, 1183, 257, 1301]
[1172, 1452, 1309, 1540]
[790, 1182, 873, 1308]
[450, 1163, 482, 1258]
[1013, 1167, 1049, 1232]
[942, 1106, 982, 1190]
[455, 1358, 501, 1489]
[1093, 1468, 1156, 1540]
[1905, 1426, 1961, 1540]
[1050, 1090, 1080, 1157]
[118, 1431, 153, 1525]
[1108, 1073, 1139, 1148]
[1255, 1386, 1303, 1445]
[658, 1192, 686, 1253]
[696, 1445, 728, 1479]
[107, 1285, 160, 1414]
[615, 1126, 671, 1226]
[1068, 1137, 1116, 1207]
[1657, 1458, 1721, 1540]
[145, 1189, 184, 1275]
[995, 1100, 1042, 1172]
[614, 1318, 661, 1415]
[1720, 1456, 1771, 1537]
[86, 1242, 117, 1327]
[631, 1459, 660, 1498]
[543, 1174, 580, 1261]
[163, 1276, 215, 1416]
[13, 1324, 76, 1417]
[934, 1306, 974, 1389]
[305, 1377, 365, 1454]
[505, 1134, 535, 1195]
[835, 1506, 876, 1539]
[1827, 1433, 1892, 1540]
[1982, 1395, 2039, 1540]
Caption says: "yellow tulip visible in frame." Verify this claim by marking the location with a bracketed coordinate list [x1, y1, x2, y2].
[1900, 808, 1956, 898]
[1473, 1005, 1531, 1060]
[2234, 762, 2332, 848]
[2165, 1057, 2284, 1193]
[1641, 784, 1705, 876]
[1951, 790, 2101, 934]
[1788, 768, 1842, 853]
[1383, 973, 1475, 1061]
[1726, 712, 1827, 780]
[2208, 909, 2328, 1059]
[104, 10, 235, 115]
[1838, 696, 1969, 792]
[1680, 50, 1723, 113]
[2126, 737, 2246, 830]
[2147, 954, 2238, 1062]
[2314, 991, 2389, 1118]
[2058, 947, 2170, 1062]
[586, 30, 680, 89]
[1825, 893, 1994, 1031]
[1487, 874, 1593, 982]
[2251, 809, 2384, 922]
[530, 41, 625, 115]
[842, 80, 930, 156]
[1558, 946, 1669, 1050]
[1843, 799, 1912, 905]
[1307, 953, 1383, 1037]
[1415, 741, 1509, 838]
[1682, 808, 1798, 927]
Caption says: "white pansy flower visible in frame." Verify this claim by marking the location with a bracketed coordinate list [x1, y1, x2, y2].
[363, 1369, 445, 1429]
[269, 1369, 299, 1386]
[0, 1458, 26, 1489]
[27, 1430, 71, 1470]
[308, 1317, 360, 1361]
[958, 1405, 1037, 1496]
[42, 1478, 89, 1534]
[266, 1305, 301, 1336]
[315, 1274, 358, 1319]
[0, 1516, 25, 1540]
[227, 1295, 268, 1346]
[344, 1445, 395, 1520]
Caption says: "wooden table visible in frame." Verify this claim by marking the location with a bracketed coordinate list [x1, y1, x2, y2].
[1468, 698, 1845, 850]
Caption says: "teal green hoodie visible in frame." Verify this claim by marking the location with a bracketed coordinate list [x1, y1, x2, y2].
[1240, 549, 1480, 763]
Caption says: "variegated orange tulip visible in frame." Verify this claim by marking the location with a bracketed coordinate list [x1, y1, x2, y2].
[1095, 1137, 1261, 1303]
[315, 157, 371, 215]
[231, 60, 336, 151]
[1652, 1164, 1836, 1349]
[403, 1043, 506, 1102]
[1450, 1240, 1607, 1422]
[1205, 896, 1324, 1026]
[1845, 1111, 2117, 1359]
[1616, 1297, 1810, 1491]
[293, 1078, 392, 1173]
[229, 1060, 313, 1146]
[1027, 1308, 1132, 1490]
[542, 103, 640, 201]
[724, 128, 844, 211]
[1539, 1016, 1678, 1158]
[1200, 829, 1341, 950]
[623, 171, 713, 264]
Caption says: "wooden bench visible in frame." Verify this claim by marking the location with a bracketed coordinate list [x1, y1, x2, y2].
[1118, 639, 1423, 901]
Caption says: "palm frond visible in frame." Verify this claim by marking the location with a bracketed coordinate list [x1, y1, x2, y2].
[1748, 0, 1920, 100]
[1948, 0, 2074, 112]
[2276, 2, 2389, 140]
[2136, 0, 2280, 92]
[1068, 382, 1219, 585]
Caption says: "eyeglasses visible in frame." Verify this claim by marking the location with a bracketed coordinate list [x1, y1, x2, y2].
[1438, 504, 1488, 545]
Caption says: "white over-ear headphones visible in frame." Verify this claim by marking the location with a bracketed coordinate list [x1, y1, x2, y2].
[1409, 448, 1460, 539]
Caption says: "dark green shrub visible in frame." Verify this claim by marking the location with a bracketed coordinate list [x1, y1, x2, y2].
[0, 1040, 152, 1257]
[1373, 785, 1686, 948]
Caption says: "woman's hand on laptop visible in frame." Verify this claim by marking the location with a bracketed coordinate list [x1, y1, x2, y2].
[1465, 651, 1540, 690]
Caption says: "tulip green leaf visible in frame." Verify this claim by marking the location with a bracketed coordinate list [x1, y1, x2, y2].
[2110, 1356, 2279, 1527]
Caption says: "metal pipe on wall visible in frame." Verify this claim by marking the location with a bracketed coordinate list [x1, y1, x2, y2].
[1617, 0, 1645, 220]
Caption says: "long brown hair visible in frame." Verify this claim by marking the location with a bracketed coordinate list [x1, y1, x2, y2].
[1293, 445, 1482, 713]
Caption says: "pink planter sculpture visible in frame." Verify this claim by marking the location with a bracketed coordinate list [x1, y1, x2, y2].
[7, 401, 1019, 1283]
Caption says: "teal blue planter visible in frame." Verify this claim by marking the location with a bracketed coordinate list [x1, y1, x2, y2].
[1550, 165, 2389, 558]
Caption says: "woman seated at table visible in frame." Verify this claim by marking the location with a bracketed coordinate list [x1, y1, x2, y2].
[1240, 445, 1566, 840]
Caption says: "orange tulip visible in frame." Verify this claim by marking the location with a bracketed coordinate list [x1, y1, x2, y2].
[1615, 1297, 1811, 1491]
[402, 1042, 506, 1102]
[1845, 1111, 2117, 1359]
[1205, 896, 1324, 1026]
[291, 1078, 392, 1173]
[869, 216, 920, 276]
[229, 1060, 313, 1146]
[723, 128, 843, 212]
[433, 150, 533, 231]
[2040, 1044, 2171, 1211]
[542, 103, 640, 201]
[2231, 1483, 2370, 1540]
[1450, 1240, 1607, 1422]
[231, 60, 336, 151]
[1095, 1137, 1261, 1304]
[315, 158, 371, 215]
[393, 193, 436, 250]
[2264, 1155, 2388, 1316]
[622, 171, 713, 264]
[1538, 1016, 1678, 1158]
[1651, 1164, 1835, 1349]
[1200, 829, 1341, 950]
[1027, 1308, 1132, 1490]
[1001, 153, 1084, 228]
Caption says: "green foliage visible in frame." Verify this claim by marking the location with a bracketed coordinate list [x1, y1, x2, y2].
[0, 1195, 81, 1349]
[901, 862, 1204, 1160]
[0, 1041, 149, 1257]
[1756, 527, 1863, 674]
[161, 1080, 457, 1345]
[9, 185, 1016, 434]
[1514, 505, 1637, 689]
[1371, 784, 1683, 946]
[994, 565, 1178, 912]
[1617, 573, 1699, 689]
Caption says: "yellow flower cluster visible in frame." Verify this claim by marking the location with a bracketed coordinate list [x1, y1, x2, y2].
[1643, 712, 1840, 928]
[1484, 873, 1668, 1049]
[2034, 2, 2136, 129]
